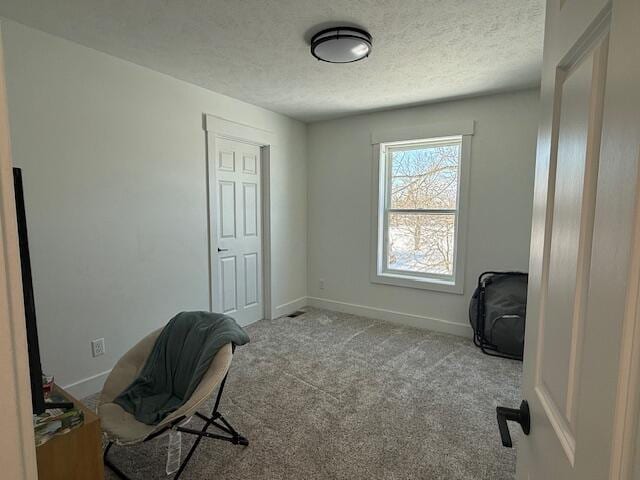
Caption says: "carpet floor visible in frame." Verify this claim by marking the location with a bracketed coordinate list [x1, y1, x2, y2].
[84, 307, 522, 479]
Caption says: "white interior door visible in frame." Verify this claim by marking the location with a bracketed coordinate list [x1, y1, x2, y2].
[511, 1, 640, 479]
[211, 137, 262, 326]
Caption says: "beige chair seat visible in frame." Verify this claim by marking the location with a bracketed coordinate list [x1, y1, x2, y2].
[98, 327, 233, 446]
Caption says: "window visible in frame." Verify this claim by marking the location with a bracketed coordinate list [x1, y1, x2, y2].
[371, 133, 470, 293]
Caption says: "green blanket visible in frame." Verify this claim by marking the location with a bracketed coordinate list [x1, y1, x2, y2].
[114, 311, 249, 425]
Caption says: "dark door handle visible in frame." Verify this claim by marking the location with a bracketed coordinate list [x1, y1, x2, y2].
[217, 247, 229, 252]
[496, 400, 530, 448]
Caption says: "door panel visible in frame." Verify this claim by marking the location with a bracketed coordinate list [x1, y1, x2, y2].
[220, 256, 237, 313]
[219, 181, 236, 238]
[243, 182, 258, 236]
[244, 253, 258, 307]
[537, 39, 605, 462]
[218, 149, 235, 171]
[518, 0, 640, 478]
[242, 153, 257, 174]
[211, 137, 262, 326]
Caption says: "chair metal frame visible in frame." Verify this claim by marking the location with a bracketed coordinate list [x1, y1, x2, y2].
[103, 347, 248, 479]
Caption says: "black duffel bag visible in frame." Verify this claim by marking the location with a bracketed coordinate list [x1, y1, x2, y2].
[469, 271, 528, 360]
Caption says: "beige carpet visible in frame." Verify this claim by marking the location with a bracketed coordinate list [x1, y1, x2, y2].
[85, 307, 522, 479]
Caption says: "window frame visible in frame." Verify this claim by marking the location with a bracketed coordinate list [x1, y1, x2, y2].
[370, 127, 472, 294]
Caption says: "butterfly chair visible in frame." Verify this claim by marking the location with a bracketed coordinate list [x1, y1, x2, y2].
[98, 327, 248, 479]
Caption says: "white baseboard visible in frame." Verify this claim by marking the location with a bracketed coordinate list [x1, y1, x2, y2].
[62, 369, 111, 399]
[272, 296, 308, 319]
[307, 296, 473, 338]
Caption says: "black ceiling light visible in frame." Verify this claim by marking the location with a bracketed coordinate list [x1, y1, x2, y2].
[310, 26, 372, 64]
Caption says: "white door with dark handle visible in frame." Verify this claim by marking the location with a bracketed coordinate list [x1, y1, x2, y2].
[211, 137, 263, 326]
[505, 1, 640, 479]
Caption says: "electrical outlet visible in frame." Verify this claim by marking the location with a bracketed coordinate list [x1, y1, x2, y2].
[319, 278, 325, 290]
[91, 338, 105, 357]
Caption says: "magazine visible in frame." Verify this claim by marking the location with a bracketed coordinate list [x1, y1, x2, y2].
[33, 394, 84, 447]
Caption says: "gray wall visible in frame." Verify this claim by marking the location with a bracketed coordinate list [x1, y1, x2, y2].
[307, 90, 539, 334]
[1, 16, 540, 396]
[1, 20, 307, 396]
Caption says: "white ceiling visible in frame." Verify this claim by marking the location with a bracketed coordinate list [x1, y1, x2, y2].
[0, 0, 545, 122]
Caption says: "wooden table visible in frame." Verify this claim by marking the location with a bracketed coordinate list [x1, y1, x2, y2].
[35, 385, 104, 480]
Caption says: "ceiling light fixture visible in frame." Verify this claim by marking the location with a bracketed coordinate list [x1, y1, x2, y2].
[310, 26, 372, 64]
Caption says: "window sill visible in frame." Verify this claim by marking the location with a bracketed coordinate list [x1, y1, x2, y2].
[371, 271, 464, 294]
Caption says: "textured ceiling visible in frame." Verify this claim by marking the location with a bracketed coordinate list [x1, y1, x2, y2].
[0, 0, 545, 122]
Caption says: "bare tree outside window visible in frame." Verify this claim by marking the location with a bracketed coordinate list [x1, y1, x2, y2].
[385, 140, 461, 277]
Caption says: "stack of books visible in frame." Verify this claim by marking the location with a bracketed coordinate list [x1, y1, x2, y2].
[33, 394, 84, 447]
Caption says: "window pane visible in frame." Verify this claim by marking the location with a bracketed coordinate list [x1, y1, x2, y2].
[390, 142, 460, 210]
[387, 213, 455, 276]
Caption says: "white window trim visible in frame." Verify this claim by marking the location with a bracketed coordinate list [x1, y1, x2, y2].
[370, 122, 473, 294]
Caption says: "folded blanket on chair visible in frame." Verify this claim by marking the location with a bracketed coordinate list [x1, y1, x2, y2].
[114, 311, 249, 425]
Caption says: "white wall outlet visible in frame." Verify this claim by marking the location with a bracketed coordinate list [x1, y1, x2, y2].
[319, 278, 325, 290]
[91, 338, 105, 357]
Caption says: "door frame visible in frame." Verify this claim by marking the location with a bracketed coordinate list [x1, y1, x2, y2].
[0, 24, 38, 480]
[204, 114, 274, 321]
